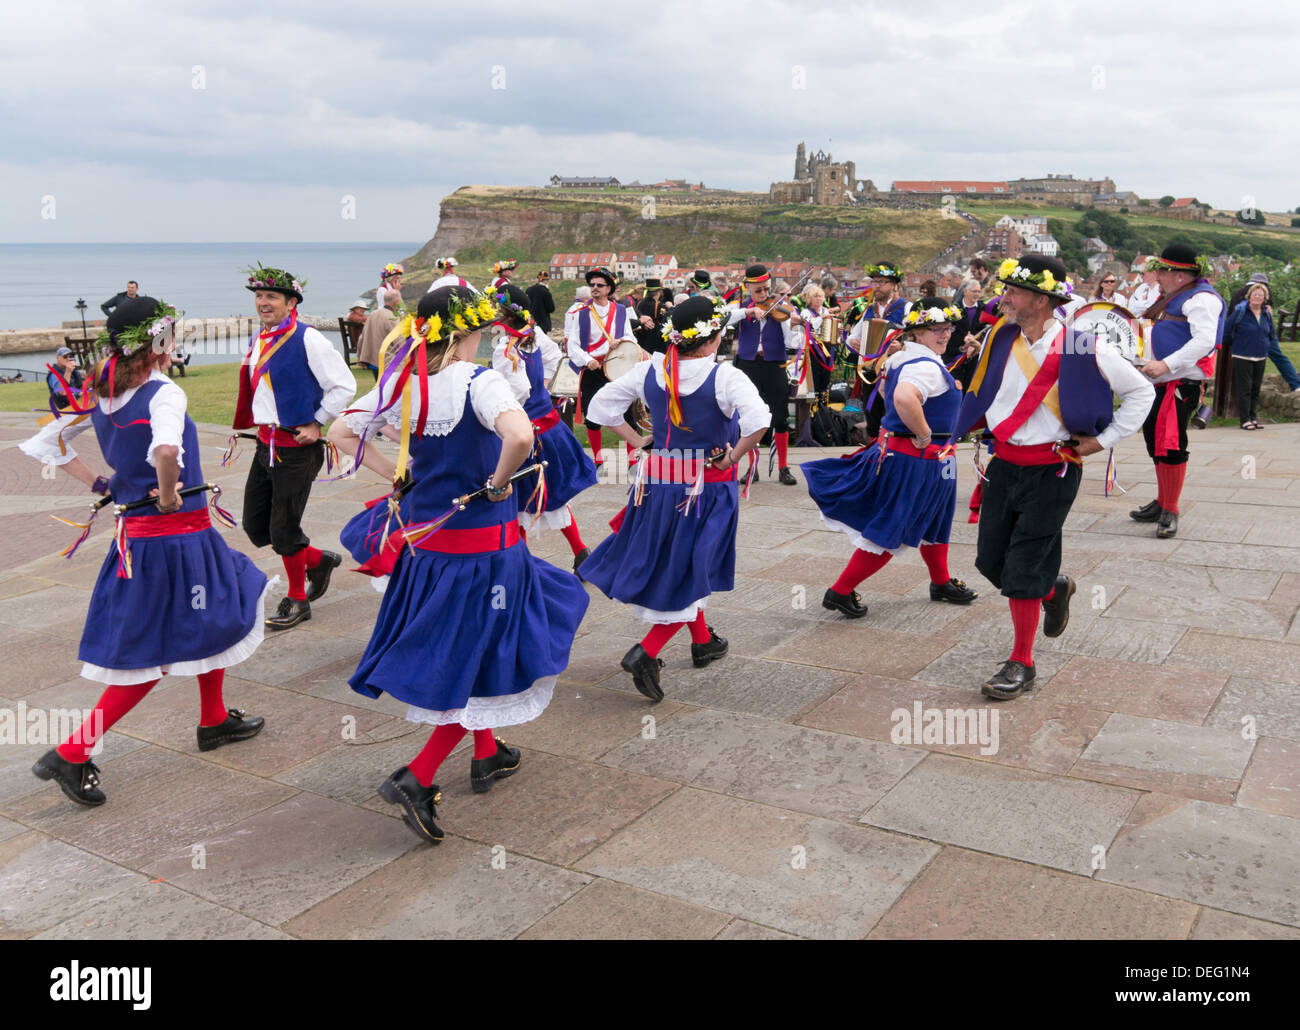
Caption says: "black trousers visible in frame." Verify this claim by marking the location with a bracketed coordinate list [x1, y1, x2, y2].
[976, 458, 1082, 599]
[579, 366, 639, 434]
[735, 357, 790, 434]
[810, 353, 833, 398]
[1141, 378, 1203, 466]
[1233, 357, 1266, 424]
[242, 441, 324, 556]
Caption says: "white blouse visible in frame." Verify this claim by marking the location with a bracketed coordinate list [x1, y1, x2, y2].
[491, 328, 562, 404]
[20, 370, 188, 469]
[586, 354, 771, 438]
[885, 341, 950, 399]
[341, 360, 522, 440]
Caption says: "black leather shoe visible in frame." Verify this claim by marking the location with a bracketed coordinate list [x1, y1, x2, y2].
[691, 627, 729, 668]
[197, 708, 266, 752]
[980, 660, 1037, 700]
[32, 749, 105, 806]
[471, 737, 521, 794]
[266, 596, 311, 631]
[1157, 510, 1178, 539]
[378, 766, 444, 843]
[1041, 575, 1075, 638]
[929, 578, 978, 605]
[304, 550, 342, 602]
[1129, 499, 1162, 522]
[822, 587, 868, 619]
[572, 546, 590, 572]
[779, 466, 797, 486]
[621, 643, 665, 701]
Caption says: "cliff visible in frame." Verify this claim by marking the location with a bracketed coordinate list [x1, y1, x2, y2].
[405, 186, 968, 282]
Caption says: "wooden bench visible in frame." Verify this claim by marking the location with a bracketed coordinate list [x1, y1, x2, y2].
[337, 319, 363, 366]
[1278, 300, 1300, 342]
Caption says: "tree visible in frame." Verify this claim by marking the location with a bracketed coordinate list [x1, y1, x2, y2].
[1292, 217, 1300, 228]
[1158, 196, 1175, 208]
[1237, 209, 1266, 226]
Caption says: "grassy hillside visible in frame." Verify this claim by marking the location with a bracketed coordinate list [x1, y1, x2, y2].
[409, 187, 968, 282]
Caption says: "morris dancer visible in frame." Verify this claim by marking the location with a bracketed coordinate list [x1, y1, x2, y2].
[327, 286, 587, 843]
[428, 257, 474, 292]
[1128, 244, 1225, 539]
[563, 266, 639, 470]
[951, 256, 1153, 699]
[727, 264, 802, 484]
[490, 259, 518, 290]
[805, 298, 978, 619]
[377, 262, 405, 311]
[234, 264, 356, 630]
[491, 284, 598, 570]
[579, 296, 769, 701]
[21, 298, 268, 806]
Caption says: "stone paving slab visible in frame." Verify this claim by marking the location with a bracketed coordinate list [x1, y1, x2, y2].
[2, 415, 1299, 938]
[34, 881, 292, 940]
[600, 708, 925, 821]
[517, 878, 731, 940]
[145, 792, 420, 926]
[1100, 794, 1300, 927]
[580, 787, 939, 939]
[283, 838, 590, 939]
[862, 753, 1139, 875]
[867, 846, 1198, 940]
[0, 832, 144, 938]
[1069, 713, 1256, 803]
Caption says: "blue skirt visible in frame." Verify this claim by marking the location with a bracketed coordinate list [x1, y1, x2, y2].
[580, 481, 738, 619]
[518, 424, 598, 514]
[339, 496, 409, 567]
[348, 540, 588, 727]
[803, 444, 956, 551]
[78, 529, 268, 674]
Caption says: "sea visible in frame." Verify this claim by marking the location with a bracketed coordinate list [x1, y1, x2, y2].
[0, 241, 422, 375]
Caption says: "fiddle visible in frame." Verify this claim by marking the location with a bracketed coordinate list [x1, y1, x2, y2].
[754, 296, 797, 322]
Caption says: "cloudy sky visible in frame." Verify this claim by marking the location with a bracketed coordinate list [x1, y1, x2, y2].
[2, 0, 1295, 243]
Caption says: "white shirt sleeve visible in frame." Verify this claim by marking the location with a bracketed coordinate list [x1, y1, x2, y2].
[340, 385, 388, 440]
[896, 359, 948, 399]
[538, 330, 563, 381]
[1094, 338, 1156, 450]
[1161, 292, 1223, 380]
[586, 362, 652, 427]
[468, 368, 524, 431]
[18, 411, 96, 466]
[302, 326, 358, 423]
[146, 377, 188, 468]
[716, 363, 772, 437]
[491, 339, 532, 404]
[723, 305, 748, 329]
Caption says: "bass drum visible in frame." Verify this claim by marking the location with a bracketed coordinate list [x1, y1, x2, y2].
[1067, 301, 1143, 364]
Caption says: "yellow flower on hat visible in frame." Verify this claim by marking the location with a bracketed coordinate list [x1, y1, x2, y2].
[1040, 270, 1058, 291]
[477, 298, 495, 320]
[453, 315, 468, 331]
[998, 258, 1019, 279]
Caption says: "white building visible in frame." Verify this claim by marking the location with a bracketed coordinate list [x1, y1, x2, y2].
[1025, 234, 1059, 258]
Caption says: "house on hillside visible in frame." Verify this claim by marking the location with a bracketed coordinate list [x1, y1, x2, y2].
[892, 180, 1008, 197]
[548, 176, 620, 188]
[1162, 198, 1207, 221]
[1025, 234, 1059, 257]
[548, 251, 617, 280]
[986, 227, 1024, 258]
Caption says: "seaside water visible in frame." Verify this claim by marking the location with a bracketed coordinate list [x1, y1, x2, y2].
[0, 241, 422, 332]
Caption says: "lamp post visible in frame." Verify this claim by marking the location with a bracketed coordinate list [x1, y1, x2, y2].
[75, 299, 88, 339]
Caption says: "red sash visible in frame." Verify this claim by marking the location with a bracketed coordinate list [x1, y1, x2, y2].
[991, 331, 1064, 444]
[531, 408, 561, 434]
[993, 440, 1079, 467]
[885, 436, 949, 461]
[233, 313, 298, 430]
[122, 509, 211, 538]
[414, 522, 521, 554]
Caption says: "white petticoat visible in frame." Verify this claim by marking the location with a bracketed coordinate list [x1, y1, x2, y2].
[404, 676, 555, 730]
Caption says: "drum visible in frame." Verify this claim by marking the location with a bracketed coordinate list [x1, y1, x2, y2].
[602, 339, 643, 381]
[1066, 301, 1143, 365]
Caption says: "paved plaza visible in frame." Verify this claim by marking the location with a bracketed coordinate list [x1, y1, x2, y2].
[1, 411, 1299, 940]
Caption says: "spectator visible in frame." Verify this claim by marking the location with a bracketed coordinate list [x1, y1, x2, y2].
[820, 275, 841, 313]
[1090, 273, 1128, 308]
[356, 285, 401, 379]
[1128, 268, 1161, 316]
[1224, 274, 1300, 393]
[946, 279, 986, 391]
[1224, 284, 1277, 428]
[345, 301, 368, 325]
[101, 281, 139, 317]
[46, 347, 86, 410]
[968, 258, 989, 288]
[525, 271, 556, 333]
